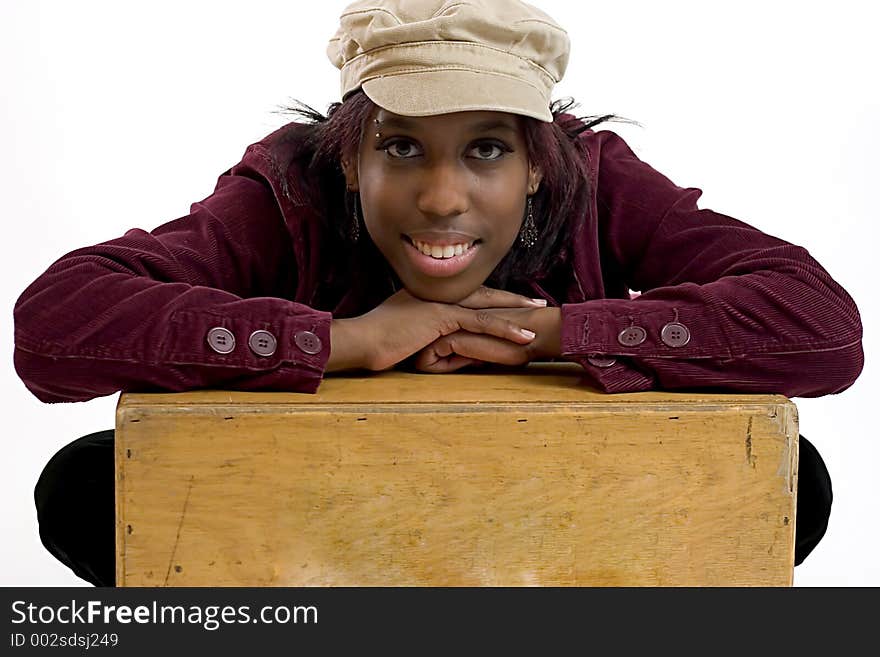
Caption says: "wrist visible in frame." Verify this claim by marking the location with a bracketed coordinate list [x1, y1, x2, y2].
[535, 306, 562, 360]
[327, 317, 366, 372]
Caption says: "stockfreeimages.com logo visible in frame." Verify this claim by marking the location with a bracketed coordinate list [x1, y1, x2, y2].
[11, 600, 317, 632]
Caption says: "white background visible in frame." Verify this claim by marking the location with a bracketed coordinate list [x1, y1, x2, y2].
[1, 0, 876, 586]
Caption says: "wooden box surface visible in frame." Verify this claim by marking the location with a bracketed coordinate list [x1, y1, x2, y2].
[116, 362, 798, 586]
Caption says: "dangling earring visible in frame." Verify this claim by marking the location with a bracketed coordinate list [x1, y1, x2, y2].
[349, 189, 361, 243]
[518, 195, 537, 249]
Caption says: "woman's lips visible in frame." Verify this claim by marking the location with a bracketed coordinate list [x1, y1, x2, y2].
[401, 236, 481, 278]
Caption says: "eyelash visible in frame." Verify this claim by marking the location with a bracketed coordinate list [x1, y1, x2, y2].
[378, 138, 513, 161]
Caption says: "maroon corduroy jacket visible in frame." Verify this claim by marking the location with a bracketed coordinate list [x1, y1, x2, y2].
[13, 121, 864, 403]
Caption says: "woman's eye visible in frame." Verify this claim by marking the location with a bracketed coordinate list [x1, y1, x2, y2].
[470, 142, 506, 160]
[384, 140, 421, 159]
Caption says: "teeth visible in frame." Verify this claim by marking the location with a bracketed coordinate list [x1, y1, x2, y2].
[412, 238, 474, 259]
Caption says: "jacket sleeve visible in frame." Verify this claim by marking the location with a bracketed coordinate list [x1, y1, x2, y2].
[13, 145, 332, 403]
[559, 130, 864, 398]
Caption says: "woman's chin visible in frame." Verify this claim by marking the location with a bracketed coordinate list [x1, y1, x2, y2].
[402, 281, 482, 305]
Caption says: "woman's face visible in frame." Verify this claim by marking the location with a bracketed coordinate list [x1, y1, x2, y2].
[342, 107, 542, 303]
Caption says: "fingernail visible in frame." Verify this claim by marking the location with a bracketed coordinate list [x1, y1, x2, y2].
[520, 329, 536, 339]
[529, 298, 547, 306]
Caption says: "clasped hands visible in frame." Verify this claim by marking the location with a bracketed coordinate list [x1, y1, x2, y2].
[353, 285, 562, 375]
[412, 299, 561, 374]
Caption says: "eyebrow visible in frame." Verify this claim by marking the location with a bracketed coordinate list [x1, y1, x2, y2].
[377, 115, 518, 134]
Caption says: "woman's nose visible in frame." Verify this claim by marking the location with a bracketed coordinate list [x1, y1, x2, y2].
[415, 162, 470, 218]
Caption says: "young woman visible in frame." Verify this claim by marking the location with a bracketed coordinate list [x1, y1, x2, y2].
[14, 0, 861, 586]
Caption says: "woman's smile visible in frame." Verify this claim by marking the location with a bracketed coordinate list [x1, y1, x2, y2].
[401, 234, 484, 278]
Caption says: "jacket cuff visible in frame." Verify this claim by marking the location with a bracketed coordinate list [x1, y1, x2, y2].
[161, 298, 332, 391]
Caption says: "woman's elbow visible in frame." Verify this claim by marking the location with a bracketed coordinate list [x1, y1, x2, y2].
[801, 338, 863, 397]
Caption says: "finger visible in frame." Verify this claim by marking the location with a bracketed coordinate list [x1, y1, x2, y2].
[411, 340, 483, 373]
[443, 307, 537, 345]
[456, 285, 547, 310]
[416, 353, 484, 373]
[434, 332, 532, 367]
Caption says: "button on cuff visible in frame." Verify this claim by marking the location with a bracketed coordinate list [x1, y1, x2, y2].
[618, 326, 647, 347]
[660, 322, 691, 347]
[248, 329, 277, 357]
[206, 327, 235, 354]
[587, 355, 617, 368]
[294, 330, 323, 355]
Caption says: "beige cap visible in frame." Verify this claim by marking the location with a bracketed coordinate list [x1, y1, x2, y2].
[326, 0, 570, 122]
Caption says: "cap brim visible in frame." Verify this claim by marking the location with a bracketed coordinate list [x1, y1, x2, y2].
[361, 69, 553, 122]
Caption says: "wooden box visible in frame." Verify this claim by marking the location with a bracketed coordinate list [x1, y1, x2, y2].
[115, 362, 798, 586]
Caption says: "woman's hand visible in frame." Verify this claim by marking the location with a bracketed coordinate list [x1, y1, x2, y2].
[411, 305, 562, 373]
[346, 286, 548, 372]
